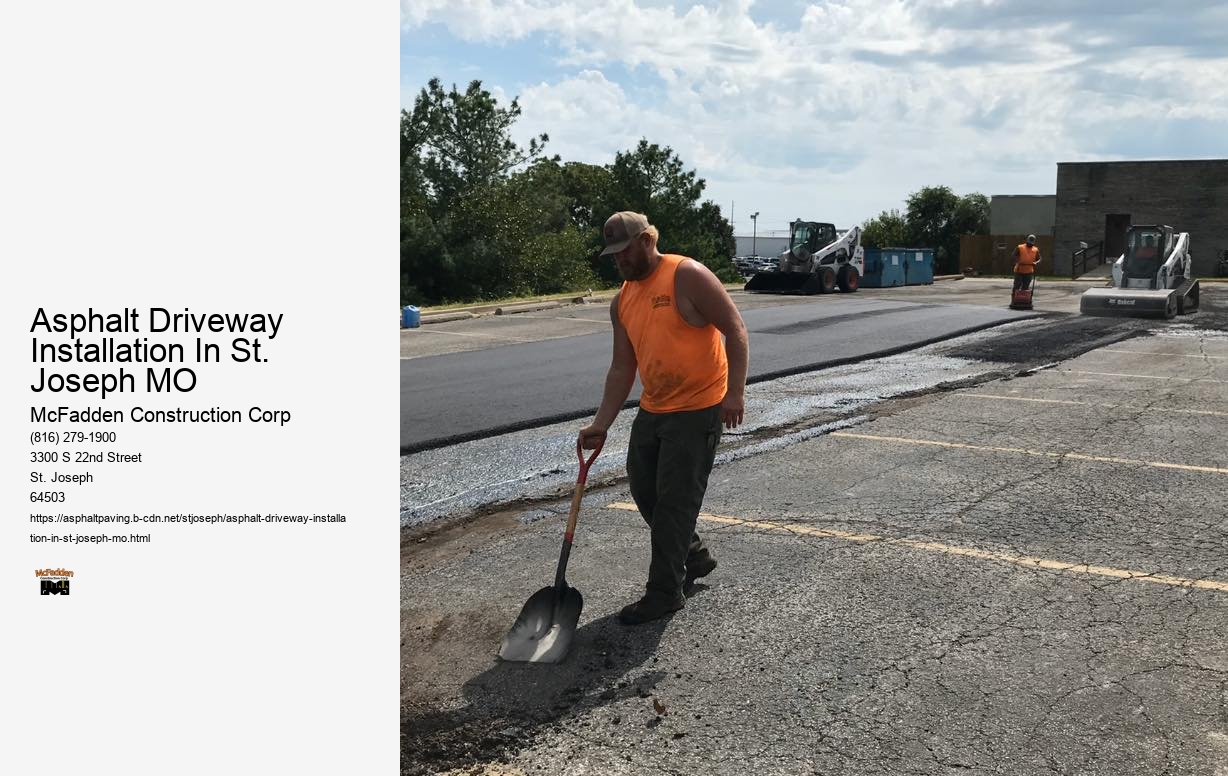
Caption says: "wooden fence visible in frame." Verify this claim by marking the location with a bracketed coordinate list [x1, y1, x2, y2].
[958, 234, 1054, 276]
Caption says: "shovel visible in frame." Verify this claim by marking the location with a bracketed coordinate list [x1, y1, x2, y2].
[498, 436, 603, 663]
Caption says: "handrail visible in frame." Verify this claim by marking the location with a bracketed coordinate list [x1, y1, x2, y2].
[1071, 240, 1105, 279]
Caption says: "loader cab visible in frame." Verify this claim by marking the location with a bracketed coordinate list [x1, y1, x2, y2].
[790, 221, 838, 255]
[1123, 225, 1171, 279]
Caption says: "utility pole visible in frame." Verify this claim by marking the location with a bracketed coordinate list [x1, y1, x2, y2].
[751, 212, 760, 257]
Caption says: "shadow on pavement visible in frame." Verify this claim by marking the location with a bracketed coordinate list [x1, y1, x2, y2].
[401, 613, 671, 775]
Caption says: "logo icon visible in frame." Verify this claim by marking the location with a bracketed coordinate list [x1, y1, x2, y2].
[36, 568, 73, 595]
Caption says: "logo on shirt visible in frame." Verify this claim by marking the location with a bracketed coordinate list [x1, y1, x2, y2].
[651, 294, 671, 309]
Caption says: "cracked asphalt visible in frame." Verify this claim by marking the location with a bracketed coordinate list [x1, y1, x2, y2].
[402, 281, 1228, 775]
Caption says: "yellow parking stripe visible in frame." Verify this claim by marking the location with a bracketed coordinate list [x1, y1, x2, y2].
[1097, 349, 1227, 360]
[955, 393, 1228, 418]
[605, 502, 1228, 593]
[829, 431, 1228, 475]
[1065, 370, 1228, 383]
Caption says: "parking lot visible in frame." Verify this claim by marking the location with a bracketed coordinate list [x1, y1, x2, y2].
[401, 289, 1228, 775]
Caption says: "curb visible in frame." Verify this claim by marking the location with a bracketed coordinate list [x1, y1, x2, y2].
[417, 311, 476, 325]
[407, 294, 605, 327]
[495, 301, 561, 315]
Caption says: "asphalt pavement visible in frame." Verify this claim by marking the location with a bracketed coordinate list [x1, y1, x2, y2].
[401, 281, 1228, 775]
[400, 284, 1045, 453]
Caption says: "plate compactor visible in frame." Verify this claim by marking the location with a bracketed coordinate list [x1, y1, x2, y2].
[1009, 276, 1035, 310]
[1080, 225, 1200, 318]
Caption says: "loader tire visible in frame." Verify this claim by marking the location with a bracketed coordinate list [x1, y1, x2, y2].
[837, 265, 860, 293]
[818, 267, 837, 294]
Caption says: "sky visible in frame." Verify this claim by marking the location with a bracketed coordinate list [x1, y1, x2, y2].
[401, 0, 1228, 238]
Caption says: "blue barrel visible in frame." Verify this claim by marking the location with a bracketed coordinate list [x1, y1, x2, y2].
[903, 249, 934, 285]
[861, 248, 906, 288]
[402, 305, 421, 328]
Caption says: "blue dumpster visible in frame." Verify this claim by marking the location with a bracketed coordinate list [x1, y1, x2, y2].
[903, 249, 934, 285]
[861, 248, 906, 288]
[402, 305, 421, 328]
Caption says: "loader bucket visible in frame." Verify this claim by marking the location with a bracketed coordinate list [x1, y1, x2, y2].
[744, 271, 823, 294]
[1080, 286, 1177, 318]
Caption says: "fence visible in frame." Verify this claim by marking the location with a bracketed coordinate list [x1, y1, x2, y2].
[958, 234, 1054, 276]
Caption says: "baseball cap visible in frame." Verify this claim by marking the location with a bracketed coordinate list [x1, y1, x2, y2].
[600, 212, 650, 255]
[1026, 234, 1036, 244]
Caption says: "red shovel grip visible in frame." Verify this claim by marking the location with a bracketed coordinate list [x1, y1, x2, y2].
[575, 435, 604, 484]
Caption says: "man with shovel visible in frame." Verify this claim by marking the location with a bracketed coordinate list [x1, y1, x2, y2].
[579, 211, 749, 625]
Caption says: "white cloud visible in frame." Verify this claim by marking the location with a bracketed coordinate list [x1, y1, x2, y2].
[402, 0, 1228, 231]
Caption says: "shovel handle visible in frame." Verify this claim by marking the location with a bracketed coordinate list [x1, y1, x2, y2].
[554, 436, 603, 589]
[564, 436, 603, 540]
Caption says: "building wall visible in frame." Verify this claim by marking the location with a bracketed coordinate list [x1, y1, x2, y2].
[1054, 160, 1228, 277]
[990, 195, 1056, 235]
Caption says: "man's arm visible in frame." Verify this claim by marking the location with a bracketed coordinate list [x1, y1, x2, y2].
[677, 260, 749, 429]
[579, 293, 637, 449]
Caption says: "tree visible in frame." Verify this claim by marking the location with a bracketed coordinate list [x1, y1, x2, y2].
[903, 186, 989, 274]
[403, 78, 551, 216]
[603, 140, 738, 281]
[861, 209, 908, 249]
[400, 82, 740, 304]
[950, 192, 990, 239]
[905, 185, 959, 271]
[559, 162, 614, 232]
[401, 78, 560, 303]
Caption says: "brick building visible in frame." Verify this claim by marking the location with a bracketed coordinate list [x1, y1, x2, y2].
[990, 195, 1055, 236]
[1054, 159, 1228, 277]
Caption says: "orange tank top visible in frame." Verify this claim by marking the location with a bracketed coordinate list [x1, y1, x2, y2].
[1014, 244, 1039, 274]
[618, 254, 728, 413]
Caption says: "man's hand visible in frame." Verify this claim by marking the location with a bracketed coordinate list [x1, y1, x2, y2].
[578, 424, 607, 450]
[721, 392, 745, 430]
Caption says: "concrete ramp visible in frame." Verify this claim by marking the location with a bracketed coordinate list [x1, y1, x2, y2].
[1075, 263, 1114, 281]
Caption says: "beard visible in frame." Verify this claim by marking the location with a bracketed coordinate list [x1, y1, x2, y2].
[615, 245, 652, 280]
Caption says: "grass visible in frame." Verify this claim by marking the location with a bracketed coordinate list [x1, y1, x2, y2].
[413, 287, 612, 313]
[411, 277, 749, 313]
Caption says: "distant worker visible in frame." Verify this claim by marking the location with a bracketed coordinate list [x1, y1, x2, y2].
[578, 211, 749, 625]
[1135, 234, 1158, 261]
[1012, 234, 1041, 292]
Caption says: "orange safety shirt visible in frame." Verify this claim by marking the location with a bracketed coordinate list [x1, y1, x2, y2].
[618, 254, 728, 413]
[1014, 244, 1040, 274]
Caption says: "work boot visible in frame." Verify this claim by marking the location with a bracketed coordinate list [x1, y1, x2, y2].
[617, 594, 684, 626]
[684, 552, 718, 593]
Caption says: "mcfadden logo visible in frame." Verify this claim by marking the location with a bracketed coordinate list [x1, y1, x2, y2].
[36, 568, 73, 595]
[651, 294, 671, 309]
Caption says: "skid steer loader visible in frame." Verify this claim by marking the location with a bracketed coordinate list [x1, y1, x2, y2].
[1080, 225, 1199, 318]
[744, 220, 863, 294]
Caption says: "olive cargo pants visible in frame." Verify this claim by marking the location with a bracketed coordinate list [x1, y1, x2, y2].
[626, 403, 722, 601]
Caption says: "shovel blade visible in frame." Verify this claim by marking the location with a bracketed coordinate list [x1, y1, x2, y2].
[497, 584, 583, 663]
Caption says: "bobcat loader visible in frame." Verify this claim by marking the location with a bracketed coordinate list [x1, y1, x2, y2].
[1080, 225, 1199, 318]
[745, 220, 863, 294]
